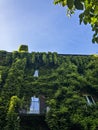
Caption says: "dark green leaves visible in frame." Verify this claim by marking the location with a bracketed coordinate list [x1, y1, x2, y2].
[74, 0, 84, 10]
[18, 45, 28, 52]
[67, 0, 74, 9]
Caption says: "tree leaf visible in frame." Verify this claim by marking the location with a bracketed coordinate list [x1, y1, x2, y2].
[74, 0, 84, 10]
[67, 0, 74, 9]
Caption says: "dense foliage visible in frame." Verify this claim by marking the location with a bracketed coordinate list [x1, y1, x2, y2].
[0, 46, 98, 130]
[18, 45, 28, 52]
[54, 0, 98, 43]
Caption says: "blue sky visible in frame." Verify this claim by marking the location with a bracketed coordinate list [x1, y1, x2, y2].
[0, 0, 98, 54]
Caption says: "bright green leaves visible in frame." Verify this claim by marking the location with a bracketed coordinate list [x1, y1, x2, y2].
[54, 0, 67, 6]
[54, 0, 62, 4]
[79, 0, 98, 43]
[62, 0, 67, 6]
[5, 96, 21, 130]
[8, 96, 21, 113]
[91, 17, 97, 25]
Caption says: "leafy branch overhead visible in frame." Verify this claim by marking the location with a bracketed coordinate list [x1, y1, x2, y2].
[54, 0, 98, 43]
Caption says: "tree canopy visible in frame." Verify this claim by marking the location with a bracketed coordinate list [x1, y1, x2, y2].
[54, 0, 98, 43]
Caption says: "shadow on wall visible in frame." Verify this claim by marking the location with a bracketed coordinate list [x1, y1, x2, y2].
[20, 114, 50, 130]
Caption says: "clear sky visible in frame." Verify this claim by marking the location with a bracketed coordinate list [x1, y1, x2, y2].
[0, 0, 98, 54]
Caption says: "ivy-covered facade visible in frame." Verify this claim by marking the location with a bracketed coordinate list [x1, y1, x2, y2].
[0, 45, 98, 130]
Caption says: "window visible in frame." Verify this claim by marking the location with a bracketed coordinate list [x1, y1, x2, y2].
[85, 95, 95, 105]
[29, 96, 40, 114]
[34, 70, 39, 77]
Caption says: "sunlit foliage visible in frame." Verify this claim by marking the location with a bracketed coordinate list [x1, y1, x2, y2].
[54, 0, 98, 43]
